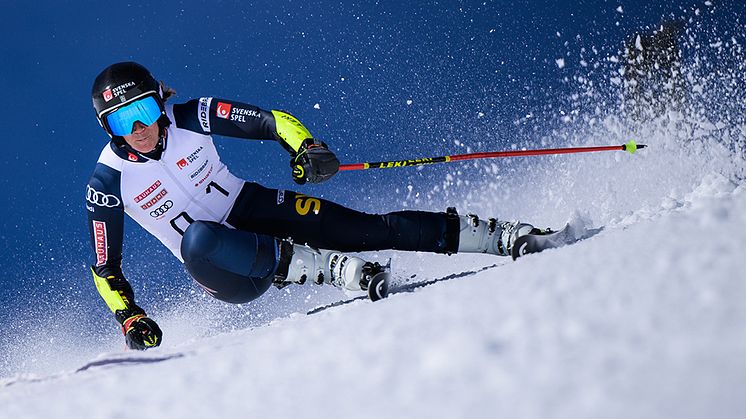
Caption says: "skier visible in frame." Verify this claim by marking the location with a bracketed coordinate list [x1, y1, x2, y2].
[86, 62, 541, 350]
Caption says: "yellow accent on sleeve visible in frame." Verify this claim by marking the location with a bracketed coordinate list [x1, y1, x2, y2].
[91, 268, 129, 313]
[271, 110, 312, 152]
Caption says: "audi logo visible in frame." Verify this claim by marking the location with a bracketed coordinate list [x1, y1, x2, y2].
[150, 200, 174, 218]
[86, 185, 121, 208]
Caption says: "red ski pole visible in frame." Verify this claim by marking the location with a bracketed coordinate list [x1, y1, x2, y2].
[339, 140, 645, 171]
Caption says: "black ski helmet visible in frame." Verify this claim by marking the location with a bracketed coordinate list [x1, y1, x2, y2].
[91, 62, 167, 137]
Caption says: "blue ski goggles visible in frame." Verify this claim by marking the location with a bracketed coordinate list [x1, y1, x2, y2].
[103, 95, 163, 136]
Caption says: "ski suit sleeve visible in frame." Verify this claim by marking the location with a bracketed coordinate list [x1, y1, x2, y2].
[171, 97, 313, 154]
[86, 163, 146, 323]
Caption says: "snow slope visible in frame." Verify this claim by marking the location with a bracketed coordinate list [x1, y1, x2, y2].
[1, 173, 744, 418]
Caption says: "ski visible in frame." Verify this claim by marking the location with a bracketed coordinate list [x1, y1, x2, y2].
[511, 224, 604, 260]
[308, 221, 603, 314]
[308, 263, 504, 315]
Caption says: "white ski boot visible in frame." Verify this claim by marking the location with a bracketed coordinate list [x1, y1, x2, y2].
[274, 242, 390, 301]
[455, 213, 543, 256]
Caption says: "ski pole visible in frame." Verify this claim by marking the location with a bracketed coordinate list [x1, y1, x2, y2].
[339, 140, 645, 171]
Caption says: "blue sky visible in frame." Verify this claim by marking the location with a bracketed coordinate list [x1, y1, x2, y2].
[0, 0, 729, 317]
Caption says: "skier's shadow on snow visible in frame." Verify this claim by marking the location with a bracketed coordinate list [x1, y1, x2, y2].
[75, 353, 186, 373]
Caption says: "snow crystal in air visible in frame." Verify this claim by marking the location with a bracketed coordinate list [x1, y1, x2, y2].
[555, 58, 566, 69]
[616, 6, 623, 13]
[406, 99, 413, 105]
[313, 103, 320, 110]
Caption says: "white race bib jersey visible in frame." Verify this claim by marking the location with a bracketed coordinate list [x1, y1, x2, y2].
[86, 98, 278, 276]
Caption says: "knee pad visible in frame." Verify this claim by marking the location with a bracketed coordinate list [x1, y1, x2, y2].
[181, 221, 278, 304]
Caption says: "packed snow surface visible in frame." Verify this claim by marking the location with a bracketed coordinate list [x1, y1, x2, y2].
[2, 174, 744, 418]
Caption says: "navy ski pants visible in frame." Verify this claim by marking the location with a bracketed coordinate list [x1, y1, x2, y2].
[226, 182, 452, 253]
[180, 182, 454, 303]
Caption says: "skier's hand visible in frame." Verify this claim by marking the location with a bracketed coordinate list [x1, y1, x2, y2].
[291, 139, 339, 184]
[121, 314, 162, 350]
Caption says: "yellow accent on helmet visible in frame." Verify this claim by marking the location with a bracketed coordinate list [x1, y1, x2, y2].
[91, 268, 129, 313]
[271, 110, 312, 152]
